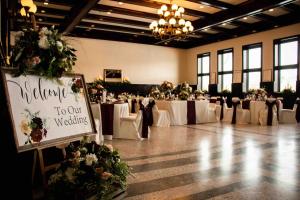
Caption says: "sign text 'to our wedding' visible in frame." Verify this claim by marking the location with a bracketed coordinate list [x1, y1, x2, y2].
[1, 70, 96, 152]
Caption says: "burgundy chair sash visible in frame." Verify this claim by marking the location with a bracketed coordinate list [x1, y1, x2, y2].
[131, 99, 137, 113]
[242, 100, 250, 110]
[231, 101, 240, 124]
[139, 100, 154, 138]
[148, 100, 156, 126]
[295, 99, 300, 123]
[187, 100, 196, 124]
[100, 103, 114, 135]
[266, 101, 276, 126]
[217, 97, 225, 121]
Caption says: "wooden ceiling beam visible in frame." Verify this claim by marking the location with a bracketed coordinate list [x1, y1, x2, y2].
[93, 4, 158, 20]
[60, 0, 99, 34]
[186, 0, 235, 10]
[85, 14, 150, 28]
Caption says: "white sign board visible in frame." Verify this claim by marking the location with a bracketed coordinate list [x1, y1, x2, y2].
[2, 70, 96, 152]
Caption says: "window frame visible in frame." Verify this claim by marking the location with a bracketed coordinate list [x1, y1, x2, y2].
[197, 52, 210, 91]
[217, 48, 233, 92]
[242, 42, 263, 92]
[273, 35, 300, 92]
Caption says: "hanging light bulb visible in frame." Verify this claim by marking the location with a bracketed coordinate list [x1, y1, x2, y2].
[157, 9, 163, 15]
[171, 4, 178, 11]
[169, 18, 176, 25]
[164, 11, 170, 17]
[178, 18, 185, 26]
[159, 19, 166, 25]
[185, 21, 192, 27]
[178, 7, 185, 13]
[161, 5, 168, 11]
[175, 10, 180, 17]
[188, 26, 194, 32]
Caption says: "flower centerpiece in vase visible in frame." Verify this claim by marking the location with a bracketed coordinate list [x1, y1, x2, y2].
[88, 77, 105, 103]
[149, 86, 161, 99]
[160, 81, 174, 99]
[178, 82, 192, 100]
[47, 137, 131, 200]
[11, 26, 77, 78]
[194, 89, 204, 99]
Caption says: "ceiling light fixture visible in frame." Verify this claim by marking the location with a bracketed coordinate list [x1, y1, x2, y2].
[268, 8, 274, 12]
[243, 17, 247, 20]
[149, 0, 194, 40]
[118, 1, 124, 5]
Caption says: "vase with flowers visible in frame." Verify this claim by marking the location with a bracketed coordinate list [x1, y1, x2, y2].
[178, 82, 192, 100]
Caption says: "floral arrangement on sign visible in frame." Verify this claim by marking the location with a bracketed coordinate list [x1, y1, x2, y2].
[47, 137, 131, 200]
[11, 26, 77, 78]
[20, 109, 48, 144]
[178, 82, 192, 100]
[71, 77, 83, 94]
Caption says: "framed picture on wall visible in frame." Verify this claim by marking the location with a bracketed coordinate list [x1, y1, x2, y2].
[104, 69, 122, 82]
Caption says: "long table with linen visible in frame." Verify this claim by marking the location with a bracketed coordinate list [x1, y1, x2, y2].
[156, 100, 211, 125]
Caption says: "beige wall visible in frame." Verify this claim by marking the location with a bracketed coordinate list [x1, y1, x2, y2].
[184, 23, 300, 85]
[68, 37, 186, 84]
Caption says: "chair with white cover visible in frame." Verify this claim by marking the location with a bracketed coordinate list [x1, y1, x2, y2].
[279, 98, 298, 124]
[259, 98, 278, 126]
[222, 97, 250, 124]
[152, 99, 171, 127]
[207, 98, 218, 123]
[90, 103, 104, 144]
[119, 111, 143, 140]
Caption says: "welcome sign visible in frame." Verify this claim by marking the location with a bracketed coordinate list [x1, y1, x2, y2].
[1, 70, 96, 152]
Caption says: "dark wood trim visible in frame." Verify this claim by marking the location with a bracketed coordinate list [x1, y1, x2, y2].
[61, 0, 100, 34]
[186, 0, 234, 10]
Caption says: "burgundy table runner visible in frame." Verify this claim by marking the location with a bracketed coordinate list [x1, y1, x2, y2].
[231, 101, 240, 124]
[131, 99, 137, 113]
[187, 100, 196, 124]
[100, 103, 114, 135]
[242, 100, 250, 110]
[266, 101, 276, 126]
[218, 97, 225, 120]
[295, 99, 300, 123]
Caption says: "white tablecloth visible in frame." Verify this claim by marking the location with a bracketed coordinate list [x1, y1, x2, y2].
[195, 100, 210, 123]
[156, 100, 187, 125]
[250, 101, 266, 124]
[156, 100, 211, 125]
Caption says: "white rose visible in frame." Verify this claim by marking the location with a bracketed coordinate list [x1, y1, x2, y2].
[56, 41, 63, 52]
[38, 36, 49, 49]
[85, 153, 98, 166]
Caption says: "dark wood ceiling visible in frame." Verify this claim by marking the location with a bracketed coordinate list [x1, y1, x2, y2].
[10, 0, 300, 48]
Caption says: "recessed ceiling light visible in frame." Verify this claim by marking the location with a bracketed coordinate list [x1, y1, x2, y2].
[91, 24, 95, 28]
[243, 17, 247, 20]
[204, 28, 208, 31]
[38, 18, 43, 21]
[164, 42, 168, 45]
[269, 8, 274, 12]
[274, 25, 278, 28]
[222, 23, 226, 26]
[99, 18, 103, 21]
[252, 30, 256, 33]
[141, 31, 145, 34]
[107, 11, 111, 14]
[200, 5, 204, 9]
[44, 1, 49, 5]
[118, 1, 123, 5]
[41, 10, 46, 13]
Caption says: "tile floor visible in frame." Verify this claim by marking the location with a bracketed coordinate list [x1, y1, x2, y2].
[107, 123, 300, 200]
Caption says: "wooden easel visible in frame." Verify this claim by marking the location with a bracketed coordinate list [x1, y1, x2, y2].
[32, 143, 69, 188]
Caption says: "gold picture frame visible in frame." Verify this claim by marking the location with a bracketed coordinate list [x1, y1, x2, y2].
[104, 69, 122, 82]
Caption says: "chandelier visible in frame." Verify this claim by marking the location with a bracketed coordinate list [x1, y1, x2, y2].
[149, 1, 194, 40]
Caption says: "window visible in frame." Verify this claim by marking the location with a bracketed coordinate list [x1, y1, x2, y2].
[197, 53, 210, 91]
[218, 48, 233, 92]
[274, 36, 299, 92]
[242, 43, 262, 92]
